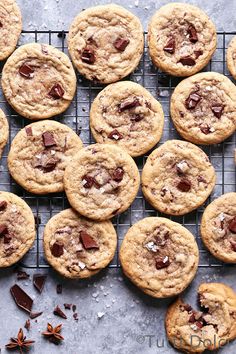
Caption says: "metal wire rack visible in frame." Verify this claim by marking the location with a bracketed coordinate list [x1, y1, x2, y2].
[0, 30, 235, 269]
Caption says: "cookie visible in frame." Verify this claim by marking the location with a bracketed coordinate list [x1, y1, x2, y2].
[142, 140, 216, 215]
[171, 72, 236, 145]
[0, 191, 35, 267]
[148, 3, 217, 76]
[201, 193, 236, 263]
[64, 144, 140, 221]
[8, 120, 83, 194]
[0, 109, 9, 159]
[90, 81, 164, 157]
[44, 208, 117, 279]
[227, 35, 236, 80]
[68, 4, 144, 84]
[1, 43, 76, 120]
[0, 0, 22, 60]
[166, 283, 236, 353]
[119, 217, 199, 298]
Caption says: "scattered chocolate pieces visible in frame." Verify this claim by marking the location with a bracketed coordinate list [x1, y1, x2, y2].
[82, 175, 100, 189]
[10, 284, 33, 313]
[178, 56, 195, 66]
[163, 37, 175, 54]
[48, 83, 64, 99]
[30, 311, 43, 319]
[112, 167, 124, 182]
[56, 284, 62, 294]
[42, 132, 56, 148]
[114, 37, 130, 51]
[0, 200, 7, 211]
[81, 47, 95, 64]
[19, 64, 34, 79]
[53, 305, 67, 319]
[25, 126, 33, 136]
[42, 323, 64, 344]
[155, 255, 170, 269]
[17, 270, 30, 280]
[211, 104, 224, 118]
[177, 178, 191, 192]
[108, 129, 123, 140]
[187, 24, 198, 43]
[33, 274, 47, 293]
[229, 217, 236, 233]
[119, 97, 140, 112]
[5, 328, 35, 352]
[185, 91, 201, 109]
[24, 319, 31, 331]
[51, 241, 64, 257]
[80, 230, 99, 250]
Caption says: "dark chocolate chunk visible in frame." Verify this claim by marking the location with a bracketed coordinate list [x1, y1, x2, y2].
[178, 56, 195, 66]
[155, 256, 170, 269]
[53, 305, 67, 319]
[4, 234, 12, 244]
[25, 127, 33, 136]
[0, 200, 7, 211]
[187, 24, 198, 43]
[229, 217, 236, 233]
[112, 167, 124, 182]
[72, 304, 77, 312]
[177, 178, 191, 192]
[19, 64, 34, 79]
[80, 230, 99, 250]
[194, 50, 203, 59]
[81, 47, 95, 64]
[200, 125, 211, 135]
[189, 313, 196, 323]
[114, 37, 130, 51]
[185, 91, 201, 109]
[211, 104, 224, 118]
[73, 313, 79, 321]
[230, 240, 236, 251]
[30, 311, 43, 319]
[10, 284, 33, 313]
[51, 241, 64, 257]
[119, 97, 140, 112]
[56, 284, 62, 294]
[163, 37, 175, 54]
[24, 319, 31, 330]
[64, 303, 72, 310]
[42, 159, 58, 173]
[33, 274, 47, 293]
[183, 304, 193, 312]
[48, 83, 64, 99]
[17, 270, 30, 280]
[130, 114, 144, 122]
[0, 224, 8, 236]
[108, 129, 123, 140]
[42, 132, 56, 147]
[82, 175, 99, 189]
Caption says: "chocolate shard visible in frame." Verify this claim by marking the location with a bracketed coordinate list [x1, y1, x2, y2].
[177, 178, 191, 192]
[200, 125, 211, 135]
[19, 64, 34, 79]
[25, 126, 33, 136]
[81, 47, 95, 64]
[72, 304, 76, 312]
[80, 230, 99, 250]
[187, 24, 198, 43]
[155, 256, 170, 269]
[185, 91, 201, 110]
[33, 274, 47, 293]
[41, 159, 58, 173]
[48, 83, 64, 99]
[51, 241, 64, 257]
[10, 284, 33, 313]
[112, 167, 124, 182]
[178, 56, 195, 66]
[0, 224, 8, 236]
[229, 217, 236, 233]
[24, 319, 31, 330]
[30, 311, 43, 319]
[108, 129, 123, 140]
[211, 104, 224, 118]
[53, 305, 67, 319]
[73, 313, 79, 321]
[82, 175, 99, 189]
[119, 97, 140, 112]
[42, 131, 56, 148]
[114, 37, 130, 51]
[163, 37, 175, 54]
[17, 270, 30, 280]
[64, 303, 72, 310]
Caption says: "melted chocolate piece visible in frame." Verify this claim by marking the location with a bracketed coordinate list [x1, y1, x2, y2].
[155, 256, 170, 269]
[130, 114, 144, 122]
[19, 64, 34, 79]
[163, 37, 175, 54]
[81, 47, 95, 64]
[229, 217, 236, 233]
[25, 127, 33, 136]
[82, 175, 99, 189]
[51, 241, 64, 257]
[33, 274, 47, 293]
[187, 24, 198, 43]
[108, 129, 123, 140]
[48, 83, 64, 99]
[42, 159, 58, 173]
[10, 284, 33, 313]
[112, 167, 124, 182]
[119, 97, 140, 112]
[185, 91, 201, 109]
[178, 56, 195, 66]
[80, 231, 99, 250]
[194, 50, 203, 59]
[42, 132, 56, 147]
[53, 305, 67, 319]
[114, 37, 130, 51]
[0, 200, 7, 211]
[177, 178, 191, 192]
[200, 125, 211, 135]
[211, 104, 224, 118]
[30, 311, 43, 319]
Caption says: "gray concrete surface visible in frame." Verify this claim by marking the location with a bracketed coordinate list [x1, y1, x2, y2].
[0, 1, 235, 354]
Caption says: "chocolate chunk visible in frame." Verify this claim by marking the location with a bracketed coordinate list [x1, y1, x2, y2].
[25, 127, 33, 136]
[53, 305, 67, 319]
[230, 240, 236, 251]
[211, 104, 224, 118]
[130, 114, 143, 122]
[185, 91, 201, 109]
[4, 234, 12, 244]
[72, 304, 76, 312]
[82, 175, 99, 189]
[197, 175, 206, 184]
[187, 24, 198, 43]
[112, 167, 124, 182]
[80, 230, 99, 250]
[108, 129, 123, 140]
[48, 83, 64, 99]
[178, 56, 195, 66]
[156, 256, 170, 269]
[56, 284, 62, 294]
[163, 37, 175, 54]
[229, 217, 236, 233]
[17, 270, 30, 280]
[42, 132, 56, 147]
[194, 50, 203, 59]
[114, 37, 130, 51]
[81, 47, 95, 64]
[200, 125, 211, 135]
[189, 313, 196, 323]
[33, 274, 47, 293]
[19, 64, 34, 79]
[42, 159, 58, 173]
[119, 97, 140, 112]
[64, 303, 72, 310]
[24, 319, 31, 330]
[177, 178, 191, 192]
[0, 224, 8, 236]
[73, 313, 79, 321]
[196, 321, 204, 329]
[10, 284, 33, 313]
[0, 200, 7, 211]
[0, 22, 2, 28]
[30, 311, 43, 319]
[51, 241, 64, 257]
[183, 304, 193, 312]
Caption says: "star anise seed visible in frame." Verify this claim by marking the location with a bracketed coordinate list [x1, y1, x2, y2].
[42, 323, 64, 345]
[5, 328, 35, 353]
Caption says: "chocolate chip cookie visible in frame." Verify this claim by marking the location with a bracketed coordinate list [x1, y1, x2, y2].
[2, 43, 76, 120]
[171, 72, 236, 145]
[44, 208, 117, 279]
[227, 35, 236, 80]
[64, 144, 140, 221]
[68, 4, 144, 84]
[8, 120, 83, 194]
[119, 217, 199, 298]
[0, 191, 35, 267]
[0, 0, 22, 60]
[201, 193, 236, 263]
[148, 3, 217, 76]
[142, 140, 216, 215]
[0, 109, 9, 159]
[166, 283, 236, 353]
[90, 81, 164, 157]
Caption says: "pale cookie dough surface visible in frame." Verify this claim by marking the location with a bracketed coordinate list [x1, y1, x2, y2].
[0, 109, 8, 159]
[171, 72, 236, 145]
[0, 0, 22, 60]
[44, 208, 117, 279]
[201, 193, 236, 263]
[68, 4, 144, 84]
[90, 81, 164, 157]
[64, 144, 140, 221]
[166, 283, 236, 353]
[142, 140, 216, 215]
[2, 43, 76, 120]
[8, 120, 83, 194]
[119, 217, 199, 298]
[148, 3, 217, 76]
[0, 191, 35, 267]
[227, 35, 236, 80]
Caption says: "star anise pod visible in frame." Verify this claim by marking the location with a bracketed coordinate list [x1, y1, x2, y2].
[5, 328, 35, 353]
[42, 323, 64, 345]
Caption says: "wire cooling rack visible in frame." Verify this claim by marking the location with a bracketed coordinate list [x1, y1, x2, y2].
[0, 30, 235, 269]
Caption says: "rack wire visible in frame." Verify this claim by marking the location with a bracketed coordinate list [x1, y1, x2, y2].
[0, 30, 235, 269]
